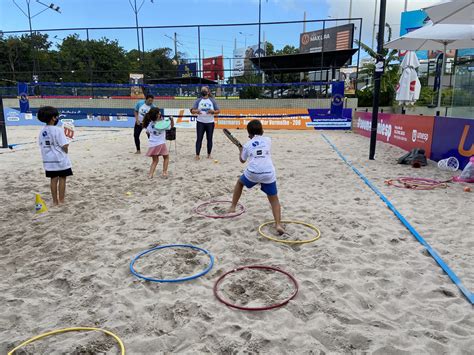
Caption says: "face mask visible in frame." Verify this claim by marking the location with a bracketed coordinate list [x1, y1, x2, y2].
[201, 91, 208, 97]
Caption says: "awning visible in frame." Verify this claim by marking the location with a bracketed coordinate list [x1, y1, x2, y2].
[249, 49, 358, 74]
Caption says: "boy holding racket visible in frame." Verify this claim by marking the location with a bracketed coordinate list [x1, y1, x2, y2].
[228, 120, 285, 234]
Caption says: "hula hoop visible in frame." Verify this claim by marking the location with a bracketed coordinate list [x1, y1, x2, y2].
[214, 265, 299, 311]
[130, 244, 214, 283]
[194, 200, 245, 219]
[385, 177, 449, 190]
[258, 220, 321, 244]
[8, 327, 125, 355]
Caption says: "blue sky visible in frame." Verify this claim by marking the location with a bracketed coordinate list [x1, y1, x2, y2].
[1, 0, 440, 66]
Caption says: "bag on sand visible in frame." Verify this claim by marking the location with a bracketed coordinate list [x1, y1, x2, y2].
[398, 148, 427, 167]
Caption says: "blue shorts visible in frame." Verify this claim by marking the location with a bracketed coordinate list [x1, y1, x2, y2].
[239, 174, 278, 196]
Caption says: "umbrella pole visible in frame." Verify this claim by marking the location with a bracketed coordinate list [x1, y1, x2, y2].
[436, 42, 447, 114]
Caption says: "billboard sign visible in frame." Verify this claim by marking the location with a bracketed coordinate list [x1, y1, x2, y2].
[177, 62, 197, 78]
[299, 24, 354, 53]
[203, 56, 224, 81]
[233, 48, 245, 77]
[400, 10, 431, 60]
[129, 73, 144, 98]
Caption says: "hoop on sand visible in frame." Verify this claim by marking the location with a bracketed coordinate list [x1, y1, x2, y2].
[213, 265, 298, 311]
[194, 200, 245, 219]
[8, 327, 125, 355]
[258, 220, 321, 244]
[130, 244, 214, 283]
[385, 177, 450, 190]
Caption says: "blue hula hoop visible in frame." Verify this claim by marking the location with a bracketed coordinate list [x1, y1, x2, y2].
[130, 244, 214, 283]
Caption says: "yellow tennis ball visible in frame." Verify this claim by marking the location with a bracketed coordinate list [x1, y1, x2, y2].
[126, 191, 132, 196]
[214, 159, 219, 163]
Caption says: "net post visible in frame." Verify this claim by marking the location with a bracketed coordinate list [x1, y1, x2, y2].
[0, 95, 8, 149]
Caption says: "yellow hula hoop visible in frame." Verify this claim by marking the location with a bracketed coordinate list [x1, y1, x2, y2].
[258, 220, 321, 244]
[8, 327, 125, 355]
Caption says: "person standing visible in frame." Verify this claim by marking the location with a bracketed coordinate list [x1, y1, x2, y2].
[133, 94, 155, 154]
[190, 86, 220, 160]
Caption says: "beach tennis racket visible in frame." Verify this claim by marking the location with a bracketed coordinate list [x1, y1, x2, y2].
[223, 128, 243, 149]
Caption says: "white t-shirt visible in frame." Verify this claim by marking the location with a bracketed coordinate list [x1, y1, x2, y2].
[38, 126, 72, 171]
[135, 100, 155, 123]
[241, 135, 276, 184]
[192, 97, 219, 124]
[146, 122, 166, 147]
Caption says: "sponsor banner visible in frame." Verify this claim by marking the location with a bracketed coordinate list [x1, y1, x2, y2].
[431, 116, 474, 170]
[215, 109, 313, 130]
[129, 74, 144, 99]
[164, 108, 196, 129]
[354, 112, 435, 157]
[4, 107, 136, 128]
[177, 62, 197, 78]
[18, 82, 30, 113]
[308, 109, 352, 130]
[330, 81, 345, 118]
[300, 24, 354, 54]
[203, 56, 224, 81]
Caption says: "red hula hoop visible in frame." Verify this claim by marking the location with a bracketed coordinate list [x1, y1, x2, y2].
[213, 265, 299, 311]
[385, 177, 449, 190]
[194, 200, 245, 219]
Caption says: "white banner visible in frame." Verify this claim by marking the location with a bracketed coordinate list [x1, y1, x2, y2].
[233, 48, 245, 77]
[164, 108, 196, 129]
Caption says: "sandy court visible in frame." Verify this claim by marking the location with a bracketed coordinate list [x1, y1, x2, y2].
[0, 126, 472, 354]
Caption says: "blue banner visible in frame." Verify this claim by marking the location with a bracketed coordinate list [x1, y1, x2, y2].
[330, 81, 345, 118]
[177, 63, 197, 78]
[18, 82, 29, 113]
[431, 116, 474, 170]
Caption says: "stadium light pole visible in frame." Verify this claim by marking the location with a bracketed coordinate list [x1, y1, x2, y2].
[369, 0, 387, 160]
[12, 0, 61, 81]
[128, 0, 154, 67]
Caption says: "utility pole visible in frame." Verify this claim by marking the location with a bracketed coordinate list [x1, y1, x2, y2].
[371, 0, 378, 50]
[128, 0, 153, 71]
[349, 0, 353, 24]
[174, 32, 178, 63]
[369, 0, 387, 160]
[404, 0, 408, 12]
[12, 0, 61, 81]
[258, 0, 262, 73]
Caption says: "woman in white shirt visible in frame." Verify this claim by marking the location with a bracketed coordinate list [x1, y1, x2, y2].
[190, 86, 220, 160]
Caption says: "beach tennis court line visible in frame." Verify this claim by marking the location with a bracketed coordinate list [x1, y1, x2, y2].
[321, 133, 473, 304]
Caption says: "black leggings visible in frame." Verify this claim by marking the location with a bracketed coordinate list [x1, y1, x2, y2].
[134, 123, 143, 151]
[196, 121, 215, 156]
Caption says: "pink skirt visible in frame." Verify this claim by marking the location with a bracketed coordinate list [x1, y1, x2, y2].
[146, 143, 169, 157]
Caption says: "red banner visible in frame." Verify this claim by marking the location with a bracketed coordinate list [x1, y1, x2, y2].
[203, 56, 224, 81]
[354, 112, 435, 157]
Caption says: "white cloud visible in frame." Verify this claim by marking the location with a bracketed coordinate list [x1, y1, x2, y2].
[325, 0, 449, 49]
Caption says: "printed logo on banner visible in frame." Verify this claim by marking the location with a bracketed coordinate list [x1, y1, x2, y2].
[116, 115, 129, 122]
[24, 112, 33, 120]
[7, 112, 20, 121]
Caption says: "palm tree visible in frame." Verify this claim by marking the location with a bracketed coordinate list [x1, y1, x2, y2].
[356, 40, 400, 105]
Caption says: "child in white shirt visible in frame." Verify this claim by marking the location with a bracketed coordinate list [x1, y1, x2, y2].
[229, 120, 285, 234]
[37, 106, 73, 205]
[142, 107, 174, 178]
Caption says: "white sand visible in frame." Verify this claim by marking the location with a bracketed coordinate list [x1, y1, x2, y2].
[0, 126, 472, 354]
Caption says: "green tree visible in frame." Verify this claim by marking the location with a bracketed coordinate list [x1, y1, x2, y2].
[355, 40, 399, 106]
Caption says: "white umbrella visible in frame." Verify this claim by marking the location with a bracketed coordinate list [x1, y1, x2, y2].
[385, 23, 474, 109]
[396, 51, 421, 105]
[424, 0, 474, 25]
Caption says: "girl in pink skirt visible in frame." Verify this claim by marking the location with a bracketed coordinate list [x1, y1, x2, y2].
[142, 107, 174, 178]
